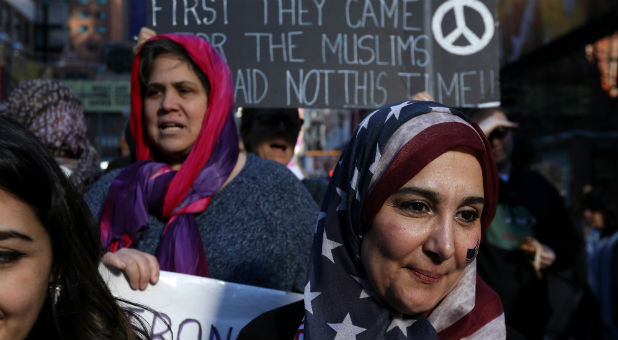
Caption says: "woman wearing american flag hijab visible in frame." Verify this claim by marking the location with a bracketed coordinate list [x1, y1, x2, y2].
[239, 101, 506, 339]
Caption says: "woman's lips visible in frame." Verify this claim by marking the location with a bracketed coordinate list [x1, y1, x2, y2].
[408, 267, 443, 284]
[159, 122, 184, 134]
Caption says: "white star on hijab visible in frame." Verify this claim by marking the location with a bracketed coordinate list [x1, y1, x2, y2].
[356, 109, 377, 137]
[322, 229, 342, 263]
[386, 315, 417, 337]
[368, 144, 381, 174]
[350, 275, 372, 299]
[304, 281, 321, 314]
[328, 313, 366, 340]
[350, 166, 359, 191]
[385, 101, 409, 122]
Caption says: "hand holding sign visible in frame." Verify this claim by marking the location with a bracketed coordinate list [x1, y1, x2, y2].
[102, 248, 160, 290]
[134, 27, 157, 55]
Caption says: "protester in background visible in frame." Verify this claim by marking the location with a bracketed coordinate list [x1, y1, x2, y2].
[2, 79, 102, 194]
[581, 185, 618, 339]
[239, 101, 506, 340]
[0, 116, 150, 340]
[469, 107, 584, 340]
[105, 121, 137, 172]
[85, 34, 318, 293]
[240, 108, 302, 166]
[240, 107, 328, 205]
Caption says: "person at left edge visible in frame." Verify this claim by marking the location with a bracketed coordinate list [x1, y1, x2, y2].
[85, 34, 318, 292]
[0, 115, 151, 340]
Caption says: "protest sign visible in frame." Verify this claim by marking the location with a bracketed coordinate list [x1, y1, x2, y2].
[99, 264, 303, 340]
[145, 0, 500, 108]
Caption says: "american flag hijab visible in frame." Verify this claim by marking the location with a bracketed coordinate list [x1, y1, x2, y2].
[99, 34, 238, 277]
[302, 101, 505, 339]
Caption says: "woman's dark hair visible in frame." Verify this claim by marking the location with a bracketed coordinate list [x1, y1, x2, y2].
[138, 38, 211, 96]
[0, 116, 151, 340]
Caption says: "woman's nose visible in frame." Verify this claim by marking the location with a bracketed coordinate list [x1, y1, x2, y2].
[423, 217, 455, 262]
[160, 91, 179, 112]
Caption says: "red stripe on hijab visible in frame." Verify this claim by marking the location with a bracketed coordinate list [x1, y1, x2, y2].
[363, 121, 497, 236]
[437, 275, 504, 339]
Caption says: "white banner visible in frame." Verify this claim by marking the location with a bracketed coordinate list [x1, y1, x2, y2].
[99, 264, 303, 340]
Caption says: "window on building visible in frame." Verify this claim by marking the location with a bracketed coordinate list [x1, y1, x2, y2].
[96, 26, 107, 34]
[96, 0, 108, 5]
[77, 0, 90, 5]
[95, 11, 107, 20]
[77, 26, 89, 33]
[77, 11, 89, 18]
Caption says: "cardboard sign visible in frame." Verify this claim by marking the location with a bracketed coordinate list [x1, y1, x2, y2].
[146, 0, 500, 108]
[99, 264, 303, 340]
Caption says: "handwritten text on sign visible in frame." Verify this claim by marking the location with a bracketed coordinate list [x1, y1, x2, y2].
[147, 0, 499, 108]
[99, 264, 302, 340]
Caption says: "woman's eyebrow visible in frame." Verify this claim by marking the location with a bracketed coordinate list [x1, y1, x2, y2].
[172, 80, 199, 87]
[394, 187, 485, 206]
[0, 230, 33, 242]
[395, 187, 440, 202]
[145, 82, 164, 89]
[147, 81, 197, 88]
[461, 196, 485, 206]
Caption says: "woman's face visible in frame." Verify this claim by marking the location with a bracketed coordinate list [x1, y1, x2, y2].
[143, 53, 208, 169]
[0, 188, 53, 340]
[361, 150, 484, 315]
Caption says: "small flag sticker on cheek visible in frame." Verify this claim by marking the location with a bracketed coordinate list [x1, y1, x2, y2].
[465, 240, 480, 265]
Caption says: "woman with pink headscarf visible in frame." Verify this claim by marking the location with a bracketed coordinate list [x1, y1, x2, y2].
[85, 34, 318, 292]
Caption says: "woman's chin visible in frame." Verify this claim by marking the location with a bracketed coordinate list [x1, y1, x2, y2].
[386, 286, 438, 316]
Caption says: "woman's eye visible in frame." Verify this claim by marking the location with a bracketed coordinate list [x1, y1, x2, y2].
[399, 201, 430, 215]
[145, 88, 161, 97]
[456, 210, 480, 224]
[0, 250, 25, 264]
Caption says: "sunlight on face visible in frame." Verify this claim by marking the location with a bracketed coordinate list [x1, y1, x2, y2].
[143, 53, 209, 169]
[0, 188, 53, 340]
[361, 150, 484, 314]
